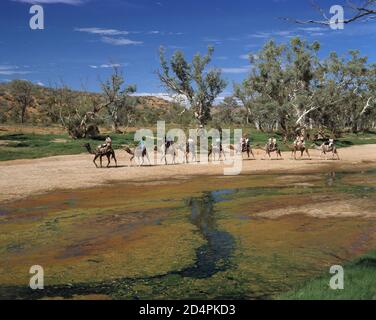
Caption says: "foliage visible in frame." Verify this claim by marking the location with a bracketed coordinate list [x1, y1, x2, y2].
[234, 38, 376, 137]
[158, 46, 227, 126]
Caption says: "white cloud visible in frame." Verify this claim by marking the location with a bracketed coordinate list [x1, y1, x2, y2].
[203, 37, 222, 44]
[75, 27, 129, 36]
[0, 65, 31, 75]
[101, 37, 143, 46]
[248, 32, 270, 39]
[133, 92, 179, 103]
[240, 53, 259, 60]
[12, 0, 87, 4]
[221, 67, 250, 74]
[298, 27, 326, 32]
[89, 63, 127, 69]
[216, 56, 228, 60]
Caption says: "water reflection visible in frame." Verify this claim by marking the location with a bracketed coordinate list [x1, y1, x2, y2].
[180, 191, 235, 279]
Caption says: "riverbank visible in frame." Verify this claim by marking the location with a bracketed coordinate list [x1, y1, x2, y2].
[1, 144, 376, 204]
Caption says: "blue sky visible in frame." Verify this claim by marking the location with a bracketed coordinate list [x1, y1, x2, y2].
[0, 0, 375, 95]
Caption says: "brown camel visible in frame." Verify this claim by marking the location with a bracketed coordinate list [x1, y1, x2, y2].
[84, 143, 117, 168]
[312, 142, 340, 160]
[123, 145, 150, 166]
[175, 143, 196, 164]
[160, 143, 177, 165]
[230, 142, 256, 159]
[258, 143, 283, 160]
[285, 143, 311, 160]
[208, 143, 226, 161]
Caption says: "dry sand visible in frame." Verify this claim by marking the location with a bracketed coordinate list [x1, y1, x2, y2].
[0, 144, 376, 204]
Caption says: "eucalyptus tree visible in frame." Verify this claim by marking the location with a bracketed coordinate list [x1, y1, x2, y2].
[101, 66, 137, 133]
[158, 46, 227, 126]
[240, 38, 322, 136]
[235, 36, 368, 136]
[311, 50, 375, 133]
[9, 80, 35, 124]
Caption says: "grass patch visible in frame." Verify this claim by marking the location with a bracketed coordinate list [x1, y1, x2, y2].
[336, 132, 376, 148]
[0, 132, 135, 161]
[279, 250, 376, 300]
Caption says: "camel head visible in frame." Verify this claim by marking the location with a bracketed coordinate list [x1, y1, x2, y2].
[123, 145, 134, 156]
[83, 143, 95, 154]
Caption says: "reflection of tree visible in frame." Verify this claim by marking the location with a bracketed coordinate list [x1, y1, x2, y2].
[189, 193, 216, 238]
[184, 192, 234, 279]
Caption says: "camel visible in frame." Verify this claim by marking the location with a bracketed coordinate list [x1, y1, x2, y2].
[231, 142, 255, 159]
[175, 143, 196, 164]
[123, 145, 151, 167]
[160, 143, 177, 165]
[84, 143, 117, 168]
[258, 143, 283, 160]
[285, 142, 311, 160]
[208, 143, 227, 161]
[312, 142, 340, 160]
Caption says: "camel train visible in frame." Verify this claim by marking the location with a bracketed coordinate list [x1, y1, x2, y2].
[84, 133, 340, 168]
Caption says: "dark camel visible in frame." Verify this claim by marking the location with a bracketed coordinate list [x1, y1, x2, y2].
[84, 143, 118, 168]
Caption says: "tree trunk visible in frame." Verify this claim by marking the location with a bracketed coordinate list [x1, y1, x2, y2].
[21, 105, 27, 124]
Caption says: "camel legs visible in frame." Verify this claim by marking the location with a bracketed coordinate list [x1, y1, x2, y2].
[146, 153, 151, 165]
[130, 155, 135, 166]
[93, 154, 100, 168]
[160, 154, 166, 165]
[106, 155, 111, 168]
[113, 153, 118, 167]
[208, 149, 213, 162]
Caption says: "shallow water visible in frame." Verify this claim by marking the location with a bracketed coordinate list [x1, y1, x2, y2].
[0, 170, 376, 299]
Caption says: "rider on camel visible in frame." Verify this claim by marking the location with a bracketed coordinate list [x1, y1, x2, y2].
[98, 136, 112, 152]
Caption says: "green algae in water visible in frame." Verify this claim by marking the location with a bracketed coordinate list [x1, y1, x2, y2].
[1, 170, 376, 300]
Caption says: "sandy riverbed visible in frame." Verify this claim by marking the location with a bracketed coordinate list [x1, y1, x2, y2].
[0, 144, 375, 203]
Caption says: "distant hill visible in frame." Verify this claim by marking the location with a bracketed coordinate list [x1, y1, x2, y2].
[0, 81, 177, 124]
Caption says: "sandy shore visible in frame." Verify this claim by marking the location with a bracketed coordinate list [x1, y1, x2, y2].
[0, 144, 376, 204]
